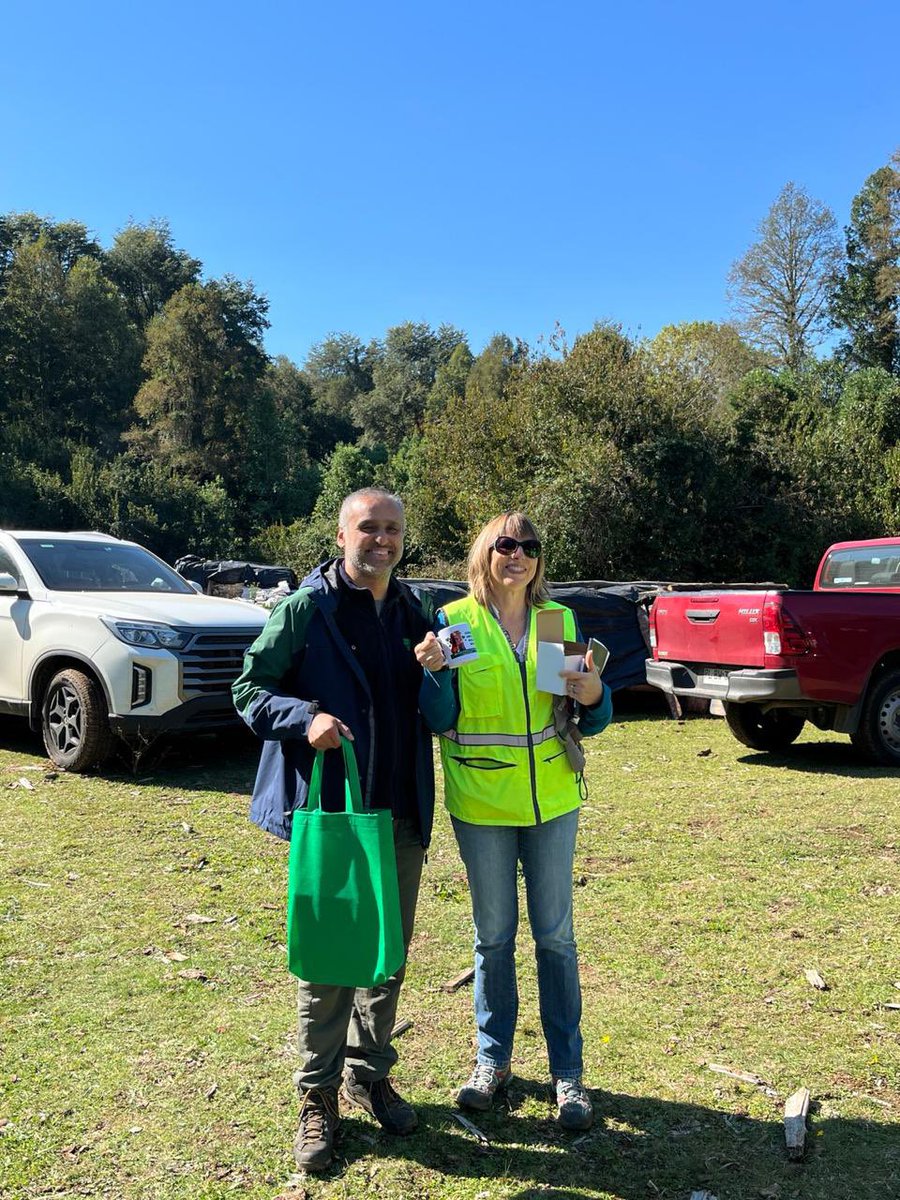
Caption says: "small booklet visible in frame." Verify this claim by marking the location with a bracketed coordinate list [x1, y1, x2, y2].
[536, 642, 585, 694]
[437, 622, 479, 667]
[534, 608, 609, 694]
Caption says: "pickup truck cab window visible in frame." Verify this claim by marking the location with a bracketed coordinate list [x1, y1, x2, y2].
[818, 544, 900, 588]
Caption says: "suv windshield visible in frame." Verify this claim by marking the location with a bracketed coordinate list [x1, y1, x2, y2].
[17, 539, 193, 594]
[819, 545, 900, 589]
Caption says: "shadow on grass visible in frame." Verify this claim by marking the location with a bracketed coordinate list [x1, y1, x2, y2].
[128, 729, 262, 791]
[0, 714, 43, 757]
[737, 740, 900, 779]
[0, 714, 262, 792]
[328, 1085, 898, 1200]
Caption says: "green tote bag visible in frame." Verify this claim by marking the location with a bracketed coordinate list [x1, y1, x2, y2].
[286, 736, 405, 988]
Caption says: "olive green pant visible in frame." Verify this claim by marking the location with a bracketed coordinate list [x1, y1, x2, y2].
[293, 818, 425, 1092]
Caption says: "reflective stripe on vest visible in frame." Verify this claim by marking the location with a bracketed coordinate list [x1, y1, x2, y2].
[440, 725, 558, 747]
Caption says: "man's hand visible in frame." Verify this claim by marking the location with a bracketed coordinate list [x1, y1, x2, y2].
[307, 713, 354, 749]
[414, 631, 446, 671]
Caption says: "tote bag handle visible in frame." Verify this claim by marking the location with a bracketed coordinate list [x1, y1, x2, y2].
[306, 735, 363, 814]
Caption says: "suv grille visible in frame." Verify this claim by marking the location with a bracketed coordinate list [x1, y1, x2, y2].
[176, 630, 259, 699]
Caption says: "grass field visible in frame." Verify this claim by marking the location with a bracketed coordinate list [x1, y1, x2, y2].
[2, 705, 898, 1200]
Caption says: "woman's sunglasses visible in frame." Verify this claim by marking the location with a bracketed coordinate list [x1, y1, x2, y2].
[493, 535, 542, 559]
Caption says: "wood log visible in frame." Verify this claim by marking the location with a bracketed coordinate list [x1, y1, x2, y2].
[441, 966, 475, 993]
[784, 1087, 810, 1160]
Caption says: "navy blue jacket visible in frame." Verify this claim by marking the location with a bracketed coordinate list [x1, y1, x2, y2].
[232, 559, 436, 845]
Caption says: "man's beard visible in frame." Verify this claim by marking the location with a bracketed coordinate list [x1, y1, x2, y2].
[347, 548, 398, 577]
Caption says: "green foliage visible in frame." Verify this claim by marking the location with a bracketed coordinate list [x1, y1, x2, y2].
[2, 185, 900, 586]
[828, 368, 900, 532]
[0, 211, 102, 278]
[256, 443, 385, 576]
[386, 435, 468, 573]
[0, 453, 76, 529]
[426, 342, 474, 419]
[645, 321, 768, 422]
[353, 321, 467, 450]
[303, 332, 371, 455]
[831, 154, 900, 374]
[465, 333, 526, 404]
[129, 280, 269, 484]
[0, 233, 140, 462]
[103, 219, 202, 327]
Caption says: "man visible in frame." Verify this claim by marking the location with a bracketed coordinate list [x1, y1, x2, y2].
[232, 488, 435, 1173]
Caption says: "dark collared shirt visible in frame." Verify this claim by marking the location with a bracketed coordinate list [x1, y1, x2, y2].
[333, 564, 420, 824]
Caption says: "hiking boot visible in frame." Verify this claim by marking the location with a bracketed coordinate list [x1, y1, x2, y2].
[456, 1063, 513, 1111]
[342, 1074, 418, 1135]
[293, 1086, 340, 1172]
[554, 1078, 594, 1131]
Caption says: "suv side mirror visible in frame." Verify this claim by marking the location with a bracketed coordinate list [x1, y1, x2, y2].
[188, 580, 204, 594]
[0, 572, 22, 594]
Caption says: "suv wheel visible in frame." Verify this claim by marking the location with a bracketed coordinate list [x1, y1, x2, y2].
[41, 668, 115, 771]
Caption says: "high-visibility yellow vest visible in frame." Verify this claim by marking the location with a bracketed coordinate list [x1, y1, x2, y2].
[439, 595, 581, 826]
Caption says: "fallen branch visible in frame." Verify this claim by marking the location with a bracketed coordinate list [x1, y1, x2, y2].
[451, 1112, 490, 1145]
[707, 1063, 766, 1086]
[441, 967, 475, 993]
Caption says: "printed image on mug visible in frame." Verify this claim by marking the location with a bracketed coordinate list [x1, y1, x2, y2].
[437, 622, 479, 667]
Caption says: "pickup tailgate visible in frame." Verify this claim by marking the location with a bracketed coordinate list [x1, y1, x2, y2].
[652, 591, 775, 668]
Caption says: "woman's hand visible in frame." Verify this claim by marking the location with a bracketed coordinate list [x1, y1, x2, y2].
[560, 646, 603, 706]
[415, 631, 447, 671]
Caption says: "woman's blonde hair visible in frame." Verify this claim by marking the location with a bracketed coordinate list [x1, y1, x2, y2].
[467, 512, 549, 608]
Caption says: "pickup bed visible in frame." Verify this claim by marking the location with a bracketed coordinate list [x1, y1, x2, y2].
[646, 538, 900, 764]
[0, 530, 266, 771]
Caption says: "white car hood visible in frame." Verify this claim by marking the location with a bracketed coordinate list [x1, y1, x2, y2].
[45, 590, 269, 629]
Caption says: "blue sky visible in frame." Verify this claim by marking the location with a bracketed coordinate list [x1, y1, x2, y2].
[3, 0, 899, 364]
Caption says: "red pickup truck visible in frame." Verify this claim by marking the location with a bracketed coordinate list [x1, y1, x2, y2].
[646, 538, 900, 765]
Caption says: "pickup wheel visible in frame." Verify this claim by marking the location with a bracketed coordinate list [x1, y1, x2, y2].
[851, 668, 900, 765]
[724, 703, 806, 752]
[41, 668, 115, 772]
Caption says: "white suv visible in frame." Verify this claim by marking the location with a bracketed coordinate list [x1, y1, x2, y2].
[0, 530, 267, 771]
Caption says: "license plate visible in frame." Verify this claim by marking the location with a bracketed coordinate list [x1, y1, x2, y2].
[697, 668, 729, 684]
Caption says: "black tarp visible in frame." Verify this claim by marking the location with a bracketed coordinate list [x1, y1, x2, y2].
[175, 555, 298, 592]
[404, 578, 655, 692]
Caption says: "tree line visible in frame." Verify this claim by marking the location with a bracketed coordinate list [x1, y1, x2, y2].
[1, 151, 898, 586]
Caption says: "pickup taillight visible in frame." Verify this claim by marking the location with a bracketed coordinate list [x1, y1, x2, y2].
[762, 599, 812, 657]
[648, 602, 658, 650]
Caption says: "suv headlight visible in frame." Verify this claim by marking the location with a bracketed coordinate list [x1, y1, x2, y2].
[101, 619, 190, 650]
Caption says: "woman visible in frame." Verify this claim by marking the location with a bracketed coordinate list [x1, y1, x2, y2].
[415, 512, 612, 1130]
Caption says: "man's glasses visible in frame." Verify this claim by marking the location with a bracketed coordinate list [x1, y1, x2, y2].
[493, 536, 542, 559]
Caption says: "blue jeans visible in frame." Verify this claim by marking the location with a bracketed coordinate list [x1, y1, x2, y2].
[451, 809, 583, 1082]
